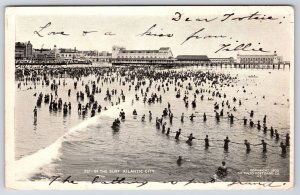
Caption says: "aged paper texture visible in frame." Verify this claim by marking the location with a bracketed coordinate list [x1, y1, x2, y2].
[5, 6, 294, 190]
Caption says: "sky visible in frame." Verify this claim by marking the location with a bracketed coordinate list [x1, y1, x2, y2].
[12, 6, 294, 61]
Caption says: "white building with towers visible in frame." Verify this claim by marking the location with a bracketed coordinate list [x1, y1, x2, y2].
[236, 51, 283, 65]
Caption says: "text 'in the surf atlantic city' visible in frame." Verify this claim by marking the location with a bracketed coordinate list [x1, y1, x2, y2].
[33, 11, 287, 54]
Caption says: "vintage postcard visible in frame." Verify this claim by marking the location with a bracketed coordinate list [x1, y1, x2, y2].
[5, 6, 294, 190]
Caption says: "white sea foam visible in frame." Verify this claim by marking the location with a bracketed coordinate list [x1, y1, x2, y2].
[13, 101, 132, 181]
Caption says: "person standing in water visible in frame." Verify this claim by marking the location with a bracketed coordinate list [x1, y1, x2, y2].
[186, 133, 195, 145]
[175, 129, 182, 140]
[261, 140, 267, 153]
[166, 127, 170, 136]
[133, 109, 137, 115]
[216, 161, 227, 177]
[224, 136, 230, 151]
[205, 135, 209, 148]
[149, 111, 152, 121]
[263, 115, 267, 123]
[280, 142, 287, 155]
[243, 117, 247, 125]
[286, 133, 290, 147]
[244, 140, 251, 152]
[33, 106, 37, 118]
[181, 113, 184, 123]
[189, 113, 196, 121]
[177, 156, 183, 166]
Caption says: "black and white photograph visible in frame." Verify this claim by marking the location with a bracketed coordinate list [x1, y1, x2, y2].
[5, 6, 294, 189]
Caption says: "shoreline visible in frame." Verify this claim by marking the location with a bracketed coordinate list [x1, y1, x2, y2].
[13, 64, 291, 71]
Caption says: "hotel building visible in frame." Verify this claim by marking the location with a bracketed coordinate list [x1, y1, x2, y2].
[111, 46, 174, 65]
[15, 41, 33, 60]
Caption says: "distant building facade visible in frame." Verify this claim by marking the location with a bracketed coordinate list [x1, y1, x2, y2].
[175, 55, 210, 65]
[15, 41, 33, 60]
[32, 48, 56, 62]
[57, 47, 81, 62]
[112, 46, 174, 65]
[236, 52, 283, 65]
[88, 51, 112, 63]
[15, 42, 108, 65]
[209, 57, 234, 65]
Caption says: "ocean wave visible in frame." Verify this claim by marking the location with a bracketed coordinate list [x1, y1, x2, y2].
[13, 100, 132, 181]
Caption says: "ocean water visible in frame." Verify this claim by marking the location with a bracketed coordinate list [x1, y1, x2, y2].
[14, 66, 291, 182]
